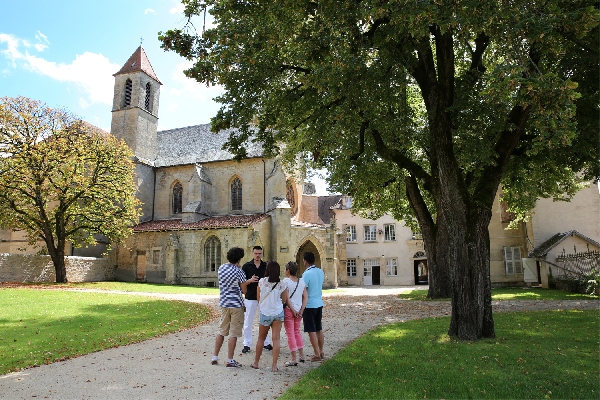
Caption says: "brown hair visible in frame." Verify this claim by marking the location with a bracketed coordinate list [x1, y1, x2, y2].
[265, 260, 281, 283]
[285, 261, 299, 277]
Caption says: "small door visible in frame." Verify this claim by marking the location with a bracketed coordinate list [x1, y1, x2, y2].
[363, 266, 372, 286]
[136, 252, 147, 280]
[523, 258, 538, 282]
[372, 266, 381, 285]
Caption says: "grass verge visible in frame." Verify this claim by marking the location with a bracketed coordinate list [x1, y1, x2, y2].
[0, 288, 214, 375]
[398, 287, 599, 301]
[281, 310, 600, 399]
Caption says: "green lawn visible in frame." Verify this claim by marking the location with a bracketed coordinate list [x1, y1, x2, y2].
[398, 287, 599, 301]
[0, 288, 214, 374]
[18, 281, 221, 295]
[282, 310, 600, 399]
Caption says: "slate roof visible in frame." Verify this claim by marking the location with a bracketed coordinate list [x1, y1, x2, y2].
[133, 214, 269, 232]
[114, 46, 162, 84]
[528, 230, 600, 257]
[318, 195, 342, 224]
[155, 125, 264, 167]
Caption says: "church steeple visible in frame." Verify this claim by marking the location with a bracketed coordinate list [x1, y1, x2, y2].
[110, 46, 161, 163]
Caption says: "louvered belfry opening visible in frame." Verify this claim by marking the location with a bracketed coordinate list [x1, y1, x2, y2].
[145, 82, 152, 111]
[124, 79, 132, 107]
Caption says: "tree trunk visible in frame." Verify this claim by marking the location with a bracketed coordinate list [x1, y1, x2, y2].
[44, 236, 67, 283]
[447, 208, 495, 340]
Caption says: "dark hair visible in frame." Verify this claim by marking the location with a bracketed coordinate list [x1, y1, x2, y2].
[303, 251, 315, 265]
[252, 246, 263, 251]
[285, 261, 298, 277]
[226, 247, 245, 264]
[265, 260, 281, 283]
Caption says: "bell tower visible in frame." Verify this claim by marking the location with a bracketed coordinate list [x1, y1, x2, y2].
[110, 46, 161, 162]
[111, 46, 162, 222]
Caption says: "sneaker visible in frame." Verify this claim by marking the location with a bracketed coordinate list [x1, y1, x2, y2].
[241, 346, 250, 354]
[210, 359, 218, 365]
[264, 344, 273, 351]
[226, 360, 242, 368]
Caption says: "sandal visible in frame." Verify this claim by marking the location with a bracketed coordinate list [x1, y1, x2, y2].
[310, 356, 322, 362]
[285, 361, 298, 367]
[299, 357, 305, 363]
[250, 364, 259, 369]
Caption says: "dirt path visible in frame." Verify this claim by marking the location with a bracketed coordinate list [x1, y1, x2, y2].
[1, 287, 597, 399]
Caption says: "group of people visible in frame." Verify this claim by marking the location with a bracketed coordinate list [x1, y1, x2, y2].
[210, 246, 325, 372]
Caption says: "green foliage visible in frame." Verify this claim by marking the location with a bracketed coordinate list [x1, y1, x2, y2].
[0, 97, 141, 277]
[281, 310, 600, 399]
[0, 288, 213, 374]
[398, 287, 599, 301]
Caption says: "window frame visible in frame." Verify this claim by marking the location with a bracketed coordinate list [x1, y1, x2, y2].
[384, 223, 396, 241]
[504, 246, 523, 275]
[172, 182, 183, 214]
[363, 225, 377, 242]
[346, 259, 357, 277]
[204, 236, 221, 273]
[346, 225, 357, 242]
[231, 177, 242, 211]
[386, 258, 398, 276]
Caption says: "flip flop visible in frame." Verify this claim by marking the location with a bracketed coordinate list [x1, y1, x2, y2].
[310, 356, 322, 362]
[299, 358, 305, 363]
[272, 367, 279, 372]
[285, 361, 298, 367]
[250, 364, 259, 369]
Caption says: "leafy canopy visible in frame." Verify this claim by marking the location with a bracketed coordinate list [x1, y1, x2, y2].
[0, 96, 141, 251]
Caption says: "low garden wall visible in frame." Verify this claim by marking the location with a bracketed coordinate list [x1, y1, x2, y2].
[0, 253, 114, 282]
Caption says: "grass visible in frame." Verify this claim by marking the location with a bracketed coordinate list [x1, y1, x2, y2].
[398, 287, 600, 301]
[281, 310, 600, 399]
[0, 288, 214, 375]
[14, 281, 221, 295]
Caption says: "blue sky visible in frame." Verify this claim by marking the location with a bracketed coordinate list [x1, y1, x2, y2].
[0, 0, 329, 194]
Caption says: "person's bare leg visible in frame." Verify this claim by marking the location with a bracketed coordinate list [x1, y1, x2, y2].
[308, 331, 321, 360]
[213, 334, 224, 358]
[252, 325, 270, 368]
[317, 330, 324, 358]
[227, 336, 237, 360]
[298, 347, 305, 361]
[271, 320, 282, 371]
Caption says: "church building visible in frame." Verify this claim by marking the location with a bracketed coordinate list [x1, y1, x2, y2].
[108, 46, 342, 287]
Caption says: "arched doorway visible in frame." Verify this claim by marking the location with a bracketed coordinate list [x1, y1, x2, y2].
[295, 240, 322, 275]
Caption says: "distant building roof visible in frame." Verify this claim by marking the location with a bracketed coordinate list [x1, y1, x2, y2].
[155, 124, 264, 167]
[133, 214, 269, 232]
[318, 195, 342, 224]
[528, 230, 600, 257]
[114, 46, 162, 84]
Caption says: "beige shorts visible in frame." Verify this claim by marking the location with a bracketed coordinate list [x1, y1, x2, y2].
[218, 307, 245, 337]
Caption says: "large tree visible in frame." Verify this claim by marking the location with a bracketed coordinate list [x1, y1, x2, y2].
[160, 1, 598, 339]
[0, 97, 141, 282]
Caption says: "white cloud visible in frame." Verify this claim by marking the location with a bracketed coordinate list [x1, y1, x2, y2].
[170, 4, 185, 14]
[33, 43, 47, 52]
[35, 31, 49, 44]
[144, 8, 155, 14]
[0, 33, 120, 106]
[168, 60, 223, 100]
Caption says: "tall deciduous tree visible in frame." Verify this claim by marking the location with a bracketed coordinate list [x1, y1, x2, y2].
[0, 97, 141, 282]
[159, 1, 598, 339]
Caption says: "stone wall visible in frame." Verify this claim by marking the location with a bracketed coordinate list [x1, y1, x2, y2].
[0, 253, 113, 282]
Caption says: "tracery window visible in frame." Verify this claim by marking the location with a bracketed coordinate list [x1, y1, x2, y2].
[172, 182, 183, 214]
[144, 82, 152, 111]
[205, 236, 221, 272]
[124, 79, 132, 107]
[231, 177, 242, 211]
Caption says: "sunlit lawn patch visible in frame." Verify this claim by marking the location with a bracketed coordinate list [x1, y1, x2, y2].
[282, 310, 599, 399]
[398, 287, 599, 301]
[0, 288, 214, 374]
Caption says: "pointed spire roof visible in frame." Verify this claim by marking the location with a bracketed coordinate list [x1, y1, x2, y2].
[114, 46, 162, 84]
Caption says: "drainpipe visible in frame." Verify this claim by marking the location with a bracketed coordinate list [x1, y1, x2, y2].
[151, 167, 156, 221]
[263, 159, 266, 213]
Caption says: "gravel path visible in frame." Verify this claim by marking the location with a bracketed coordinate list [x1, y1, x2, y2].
[1, 287, 597, 400]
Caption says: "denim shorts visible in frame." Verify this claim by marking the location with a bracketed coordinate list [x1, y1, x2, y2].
[259, 311, 285, 326]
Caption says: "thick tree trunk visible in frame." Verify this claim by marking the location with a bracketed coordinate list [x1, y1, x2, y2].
[44, 235, 67, 283]
[446, 208, 495, 340]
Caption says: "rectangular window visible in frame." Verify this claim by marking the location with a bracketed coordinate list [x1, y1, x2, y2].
[152, 249, 160, 264]
[347, 259, 357, 277]
[384, 224, 396, 241]
[364, 225, 377, 242]
[504, 247, 523, 275]
[346, 225, 357, 242]
[386, 258, 398, 276]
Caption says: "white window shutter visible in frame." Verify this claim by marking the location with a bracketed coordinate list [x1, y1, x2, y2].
[504, 247, 514, 275]
[513, 247, 523, 274]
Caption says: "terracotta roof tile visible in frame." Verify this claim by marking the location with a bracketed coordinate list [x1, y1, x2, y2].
[133, 214, 269, 232]
[114, 46, 162, 84]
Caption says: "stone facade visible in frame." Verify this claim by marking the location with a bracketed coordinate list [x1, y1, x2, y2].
[0, 253, 112, 282]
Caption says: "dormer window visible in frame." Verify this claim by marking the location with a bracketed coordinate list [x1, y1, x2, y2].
[124, 79, 132, 107]
[231, 177, 242, 211]
[144, 82, 152, 112]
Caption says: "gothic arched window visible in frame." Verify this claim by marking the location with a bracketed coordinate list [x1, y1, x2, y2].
[231, 177, 242, 211]
[144, 82, 152, 112]
[172, 182, 183, 214]
[124, 79, 132, 107]
[205, 236, 221, 272]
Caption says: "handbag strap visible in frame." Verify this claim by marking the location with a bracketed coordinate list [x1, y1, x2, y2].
[289, 279, 300, 300]
[259, 281, 278, 304]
